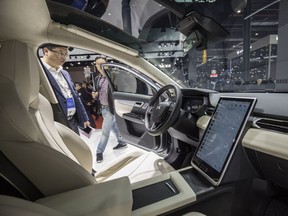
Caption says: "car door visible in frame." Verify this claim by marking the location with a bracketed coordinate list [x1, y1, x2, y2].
[102, 63, 164, 151]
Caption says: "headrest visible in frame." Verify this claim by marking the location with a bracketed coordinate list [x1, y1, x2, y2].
[0, 40, 40, 142]
[0, 40, 40, 106]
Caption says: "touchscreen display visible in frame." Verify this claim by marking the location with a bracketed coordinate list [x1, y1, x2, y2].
[192, 97, 256, 185]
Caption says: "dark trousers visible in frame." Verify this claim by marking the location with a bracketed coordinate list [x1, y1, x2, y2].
[68, 115, 79, 135]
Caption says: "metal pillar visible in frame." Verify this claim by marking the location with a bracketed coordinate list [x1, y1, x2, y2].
[122, 0, 132, 34]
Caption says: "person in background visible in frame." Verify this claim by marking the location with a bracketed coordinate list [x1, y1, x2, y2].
[41, 43, 90, 135]
[93, 57, 127, 163]
[75, 82, 96, 128]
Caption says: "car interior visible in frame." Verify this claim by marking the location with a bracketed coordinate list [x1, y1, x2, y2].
[1, 0, 288, 216]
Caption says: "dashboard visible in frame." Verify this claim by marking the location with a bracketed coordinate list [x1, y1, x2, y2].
[180, 88, 212, 115]
[182, 97, 205, 113]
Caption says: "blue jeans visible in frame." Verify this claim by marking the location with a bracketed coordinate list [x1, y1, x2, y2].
[96, 107, 124, 154]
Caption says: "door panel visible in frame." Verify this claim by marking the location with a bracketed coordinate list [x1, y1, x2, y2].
[113, 92, 158, 150]
[102, 63, 161, 151]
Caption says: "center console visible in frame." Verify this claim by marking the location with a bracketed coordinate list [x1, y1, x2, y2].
[131, 97, 257, 215]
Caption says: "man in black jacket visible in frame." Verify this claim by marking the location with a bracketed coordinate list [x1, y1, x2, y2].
[41, 43, 90, 134]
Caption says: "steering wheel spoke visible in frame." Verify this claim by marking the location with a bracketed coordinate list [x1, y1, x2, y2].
[168, 102, 175, 112]
[147, 106, 154, 115]
[144, 84, 182, 136]
[151, 122, 157, 130]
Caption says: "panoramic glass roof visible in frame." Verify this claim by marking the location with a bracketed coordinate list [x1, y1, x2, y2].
[47, 0, 284, 92]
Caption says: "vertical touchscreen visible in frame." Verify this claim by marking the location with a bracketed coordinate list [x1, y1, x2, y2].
[192, 97, 256, 186]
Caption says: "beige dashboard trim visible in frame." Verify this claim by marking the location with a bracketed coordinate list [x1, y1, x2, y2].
[196, 115, 210, 130]
[114, 99, 134, 117]
[61, 24, 139, 56]
[242, 128, 288, 160]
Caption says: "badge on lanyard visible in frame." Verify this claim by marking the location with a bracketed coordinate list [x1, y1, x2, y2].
[66, 97, 76, 117]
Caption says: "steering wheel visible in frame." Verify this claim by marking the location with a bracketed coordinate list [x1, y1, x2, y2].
[145, 84, 182, 136]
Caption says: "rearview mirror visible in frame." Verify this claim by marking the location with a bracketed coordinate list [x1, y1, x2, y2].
[178, 11, 229, 54]
[183, 30, 207, 54]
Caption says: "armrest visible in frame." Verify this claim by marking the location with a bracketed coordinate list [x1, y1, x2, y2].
[36, 177, 132, 216]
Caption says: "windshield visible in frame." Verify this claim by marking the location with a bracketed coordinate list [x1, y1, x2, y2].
[47, 0, 284, 92]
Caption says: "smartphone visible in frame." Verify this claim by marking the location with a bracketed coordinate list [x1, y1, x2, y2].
[79, 126, 93, 138]
[81, 126, 92, 134]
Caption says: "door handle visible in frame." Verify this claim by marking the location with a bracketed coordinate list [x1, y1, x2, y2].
[134, 102, 144, 107]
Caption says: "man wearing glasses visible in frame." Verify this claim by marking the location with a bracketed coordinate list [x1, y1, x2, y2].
[41, 44, 90, 135]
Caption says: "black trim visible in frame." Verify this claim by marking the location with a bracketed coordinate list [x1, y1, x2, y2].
[46, 0, 146, 52]
[254, 118, 288, 133]
[0, 151, 44, 201]
[132, 180, 179, 210]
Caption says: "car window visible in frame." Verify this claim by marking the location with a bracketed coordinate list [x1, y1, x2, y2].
[108, 66, 154, 95]
[38, 46, 156, 96]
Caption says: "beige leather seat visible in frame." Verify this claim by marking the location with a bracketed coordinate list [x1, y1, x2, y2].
[0, 195, 65, 216]
[0, 40, 96, 196]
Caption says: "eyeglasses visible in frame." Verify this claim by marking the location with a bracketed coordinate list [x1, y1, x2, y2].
[48, 49, 69, 58]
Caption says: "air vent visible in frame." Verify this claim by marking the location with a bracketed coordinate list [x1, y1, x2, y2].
[253, 118, 288, 133]
[205, 107, 214, 116]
